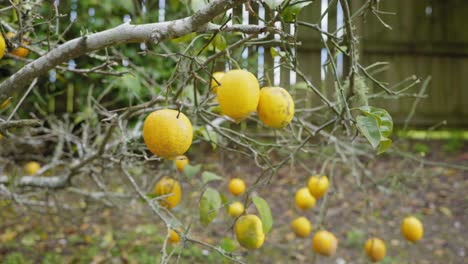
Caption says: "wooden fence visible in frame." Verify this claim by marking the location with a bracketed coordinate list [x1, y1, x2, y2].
[295, 0, 468, 127]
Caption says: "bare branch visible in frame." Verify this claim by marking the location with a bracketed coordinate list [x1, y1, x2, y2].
[0, 0, 247, 101]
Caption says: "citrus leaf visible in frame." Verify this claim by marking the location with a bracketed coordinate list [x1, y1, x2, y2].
[356, 115, 381, 149]
[358, 106, 393, 137]
[199, 187, 221, 226]
[377, 137, 392, 154]
[183, 164, 201, 178]
[201, 171, 222, 184]
[191, 0, 208, 12]
[252, 196, 273, 234]
[200, 127, 218, 150]
[212, 34, 227, 51]
[220, 237, 237, 252]
[283, 1, 312, 22]
[270, 47, 285, 58]
[264, 0, 283, 9]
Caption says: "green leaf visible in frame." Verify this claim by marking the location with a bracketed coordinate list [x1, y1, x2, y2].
[252, 196, 273, 234]
[172, 32, 197, 44]
[201, 171, 223, 184]
[356, 115, 381, 149]
[220, 237, 237, 252]
[377, 137, 392, 154]
[183, 164, 202, 178]
[212, 34, 227, 51]
[200, 127, 218, 150]
[358, 106, 393, 137]
[283, 1, 312, 22]
[191, 0, 208, 12]
[264, 0, 283, 9]
[270, 47, 285, 58]
[146, 193, 158, 199]
[356, 106, 394, 153]
[220, 193, 229, 213]
[199, 187, 221, 226]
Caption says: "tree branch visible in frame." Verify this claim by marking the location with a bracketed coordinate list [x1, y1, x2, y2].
[0, 0, 247, 102]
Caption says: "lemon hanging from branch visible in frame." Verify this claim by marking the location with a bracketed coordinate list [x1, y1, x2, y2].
[257, 87, 295, 128]
[143, 109, 193, 159]
[217, 70, 260, 122]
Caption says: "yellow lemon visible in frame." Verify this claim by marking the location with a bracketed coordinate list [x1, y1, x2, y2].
[154, 177, 182, 209]
[24, 161, 41, 175]
[0, 33, 5, 59]
[257, 87, 295, 128]
[174, 155, 189, 172]
[228, 178, 246, 196]
[6, 32, 29, 58]
[143, 109, 193, 159]
[0, 133, 3, 140]
[312, 230, 338, 256]
[1, 98, 11, 109]
[308, 175, 329, 199]
[210, 71, 225, 93]
[401, 216, 423, 242]
[228, 201, 245, 217]
[295, 187, 316, 210]
[291, 217, 312, 238]
[217, 69, 260, 122]
[365, 238, 386, 262]
[168, 229, 181, 244]
[235, 214, 265, 249]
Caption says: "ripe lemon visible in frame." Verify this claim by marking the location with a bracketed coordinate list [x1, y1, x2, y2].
[235, 214, 265, 249]
[401, 216, 423, 242]
[228, 178, 246, 196]
[0, 133, 3, 140]
[1, 98, 11, 109]
[154, 177, 182, 209]
[312, 230, 338, 256]
[308, 175, 329, 199]
[295, 187, 316, 210]
[168, 229, 181, 244]
[291, 217, 312, 238]
[0, 33, 5, 59]
[6, 32, 29, 58]
[228, 201, 245, 217]
[257, 87, 295, 128]
[217, 69, 260, 122]
[174, 155, 189, 172]
[24, 161, 41, 175]
[365, 238, 386, 262]
[143, 109, 193, 159]
[210, 71, 225, 93]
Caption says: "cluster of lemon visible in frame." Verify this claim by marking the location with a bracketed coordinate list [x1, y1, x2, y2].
[141, 69, 295, 160]
[150, 156, 189, 245]
[292, 175, 424, 262]
[141, 69, 295, 249]
[292, 176, 339, 256]
[211, 70, 295, 127]
[226, 178, 266, 249]
[0, 32, 30, 60]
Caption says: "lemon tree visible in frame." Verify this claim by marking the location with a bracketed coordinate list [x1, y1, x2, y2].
[0, 0, 432, 263]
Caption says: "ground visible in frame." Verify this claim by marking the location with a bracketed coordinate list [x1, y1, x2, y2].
[0, 140, 466, 264]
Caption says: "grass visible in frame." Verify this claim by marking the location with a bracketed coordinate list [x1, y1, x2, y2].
[397, 130, 468, 140]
